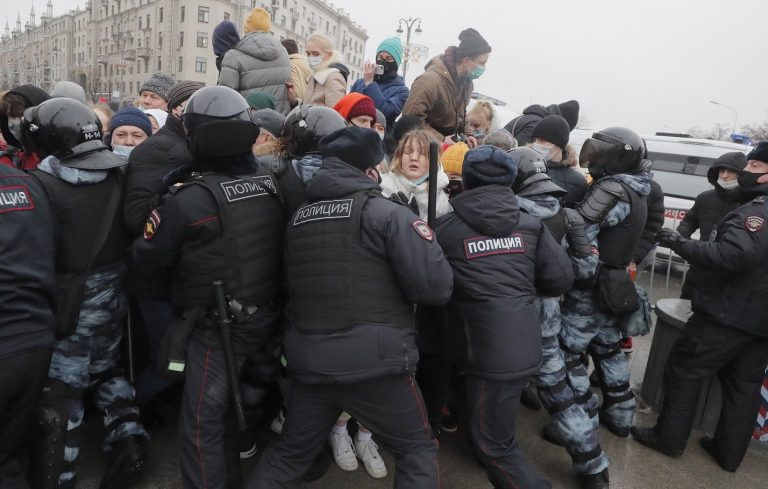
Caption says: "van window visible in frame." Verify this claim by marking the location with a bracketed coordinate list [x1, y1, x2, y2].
[648, 151, 713, 177]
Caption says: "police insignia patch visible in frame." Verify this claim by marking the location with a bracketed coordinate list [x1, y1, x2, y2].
[412, 220, 433, 241]
[745, 215, 765, 232]
[144, 209, 161, 240]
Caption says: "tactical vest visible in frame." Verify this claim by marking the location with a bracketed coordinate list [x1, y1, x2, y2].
[598, 182, 647, 267]
[172, 170, 284, 309]
[543, 209, 567, 243]
[285, 190, 415, 335]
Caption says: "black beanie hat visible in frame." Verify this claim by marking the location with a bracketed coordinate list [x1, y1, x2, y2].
[319, 126, 384, 171]
[557, 100, 580, 130]
[747, 141, 768, 164]
[462, 145, 519, 190]
[531, 115, 571, 149]
[455, 28, 492, 59]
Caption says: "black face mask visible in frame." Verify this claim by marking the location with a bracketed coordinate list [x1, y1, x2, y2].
[376, 58, 398, 75]
[738, 171, 768, 188]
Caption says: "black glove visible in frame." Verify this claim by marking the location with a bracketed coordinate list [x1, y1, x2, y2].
[656, 228, 688, 252]
[389, 191, 420, 216]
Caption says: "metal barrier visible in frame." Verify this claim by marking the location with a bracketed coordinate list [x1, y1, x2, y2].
[636, 206, 690, 303]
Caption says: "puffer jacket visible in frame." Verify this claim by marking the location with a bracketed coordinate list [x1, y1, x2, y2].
[218, 32, 292, 115]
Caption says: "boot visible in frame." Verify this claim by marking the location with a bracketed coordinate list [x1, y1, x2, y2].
[578, 468, 609, 489]
[99, 435, 147, 489]
[598, 410, 629, 438]
[700, 436, 737, 473]
[629, 426, 682, 458]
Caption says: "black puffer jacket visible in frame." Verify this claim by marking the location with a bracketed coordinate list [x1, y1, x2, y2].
[436, 185, 574, 380]
[503, 104, 550, 147]
[547, 163, 589, 208]
[632, 178, 665, 263]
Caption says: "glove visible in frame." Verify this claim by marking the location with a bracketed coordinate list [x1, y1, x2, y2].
[656, 228, 688, 252]
[389, 191, 420, 216]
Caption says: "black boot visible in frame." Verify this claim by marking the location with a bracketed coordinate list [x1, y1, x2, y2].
[598, 410, 629, 438]
[541, 423, 566, 447]
[629, 426, 682, 458]
[100, 435, 147, 489]
[578, 468, 609, 489]
[520, 384, 542, 411]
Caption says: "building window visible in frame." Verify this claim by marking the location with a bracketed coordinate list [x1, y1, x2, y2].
[179, 31, 184, 48]
[196, 32, 208, 48]
[158, 33, 163, 48]
[144, 58, 149, 73]
[224, 12, 230, 21]
[146, 14, 150, 26]
[180, 6, 185, 22]
[326, 21, 329, 33]
[178, 56, 183, 72]
[198, 7, 209, 23]
[195, 56, 207, 73]
[281, 16, 285, 27]
[159, 7, 164, 23]
[158, 56, 162, 71]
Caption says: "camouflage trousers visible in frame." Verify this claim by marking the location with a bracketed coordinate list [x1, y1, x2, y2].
[531, 297, 610, 475]
[559, 288, 636, 432]
[45, 262, 147, 488]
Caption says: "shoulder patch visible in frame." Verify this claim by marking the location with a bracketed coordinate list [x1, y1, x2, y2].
[0, 185, 35, 213]
[219, 175, 276, 203]
[464, 233, 526, 259]
[753, 195, 768, 204]
[144, 209, 161, 240]
[745, 215, 765, 233]
[293, 198, 353, 226]
[412, 220, 434, 241]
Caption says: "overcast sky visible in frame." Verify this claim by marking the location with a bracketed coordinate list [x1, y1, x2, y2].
[16, 0, 768, 134]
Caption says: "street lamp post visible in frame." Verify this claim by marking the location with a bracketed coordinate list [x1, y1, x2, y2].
[395, 17, 422, 79]
[709, 100, 738, 137]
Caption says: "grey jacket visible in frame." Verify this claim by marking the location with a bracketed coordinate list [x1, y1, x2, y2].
[217, 32, 292, 115]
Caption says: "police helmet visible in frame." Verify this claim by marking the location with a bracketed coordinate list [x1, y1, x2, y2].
[182, 86, 259, 158]
[579, 127, 646, 179]
[21, 98, 125, 170]
[510, 147, 566, 197]
[281, 104, 347, 158]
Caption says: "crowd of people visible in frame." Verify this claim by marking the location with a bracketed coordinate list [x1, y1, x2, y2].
[1, 7, 767, 489]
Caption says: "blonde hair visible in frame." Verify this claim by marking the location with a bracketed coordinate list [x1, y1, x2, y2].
[467, 100, 495, 129]
[307, 34, 334, 54]
[390, 130, 440, 176]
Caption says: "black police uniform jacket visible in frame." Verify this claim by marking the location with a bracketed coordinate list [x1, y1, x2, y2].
[436, 185, 574, 380]
[131, 156, 284, 317]
[0, 164, 56, 357]
[283, 157, 454, 384]
[675, 194, 768, 338]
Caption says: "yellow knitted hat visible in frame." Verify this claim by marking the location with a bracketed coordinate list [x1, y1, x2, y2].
[244, 8, 271, 33]
[441, 142, 470, 177]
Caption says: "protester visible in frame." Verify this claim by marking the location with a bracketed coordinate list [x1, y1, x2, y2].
[301, 34, 347, 108]
[252, 108, 285, 149]
[212, 20, 241, 72]
[333, 92, 377, 128]
[466, 100, 496, 144]
[245, 90, 277, 111]
[144, 108, 168, 133]
[109, 108, 152, 158]
[350, 37, 409, 128]
[50, 81, 86, 104]
[281, 38, 312, 103]
[91, 103, 114, 140]
[139, 72, 176, 110]
[505, 100, 580, 147]
[484, 128, 517, 151]
[0, 85, 50, 169]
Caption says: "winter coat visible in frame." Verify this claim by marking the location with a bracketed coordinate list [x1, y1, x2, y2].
[350, 74, 410, 128]
[402, 50, 473, 140]
[547, 163, 589, 208]
[218, 32, 292, 115]
[302, 63, 347, 108]
[379, 168, 453, 221]
[436, 185, 574, 380]
[504, 104, 571, 147]
[288, 53, 313, 101]
[632, 178, 665, 263]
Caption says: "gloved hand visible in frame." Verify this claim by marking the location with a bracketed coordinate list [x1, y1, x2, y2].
[656, 228, 688, 252]
[389, 191, 420, 216]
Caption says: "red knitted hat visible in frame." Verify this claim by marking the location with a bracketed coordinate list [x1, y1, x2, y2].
[333, 93, 376, 122]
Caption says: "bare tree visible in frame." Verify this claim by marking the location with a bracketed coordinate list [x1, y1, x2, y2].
[686, 122, 731, 141]
[740, 122, 768, 142]
[576, 113, 593, 129]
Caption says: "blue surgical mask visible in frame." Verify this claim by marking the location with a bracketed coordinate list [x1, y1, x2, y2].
[468, 66, 485, 80]
[112, 144, 134, 157]
[472, 131, 487, 139]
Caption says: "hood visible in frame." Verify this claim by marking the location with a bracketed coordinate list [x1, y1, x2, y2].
[450, 185, 520, 236]
[516, 194, 560, 219]
[235, 32, 284, 61]
[602, 172, 652, 196]
[306, 157, 379, 200]
[706, 151, 746, 185]
[522, 104, 550, 118]
[213, 20, 241, 57]
[424, 53, 457, 87]
[1, 84, 51, 147]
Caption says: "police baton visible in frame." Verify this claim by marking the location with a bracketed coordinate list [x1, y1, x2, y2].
[213, 280, 248, 432]
[427, 141, 440, 229]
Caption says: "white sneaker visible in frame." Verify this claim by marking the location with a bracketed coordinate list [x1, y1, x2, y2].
[270, 410, 285, 435]
[328, 431, 358, 471]
[355, 438, 387, 479]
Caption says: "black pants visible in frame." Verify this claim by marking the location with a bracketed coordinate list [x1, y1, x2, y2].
[655, 314, 768, 470]
[247, 375, 439, 489]
[464, 375, 551, 489]
[0, 347, 52, 489]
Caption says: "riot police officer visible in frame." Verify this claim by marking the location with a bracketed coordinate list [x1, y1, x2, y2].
[248, 126, 453, 489]
[132, 86, 285, 489]
[631, 141, 768, 472]
[559, 127, 652, 488]
[21, 98, 147, 489]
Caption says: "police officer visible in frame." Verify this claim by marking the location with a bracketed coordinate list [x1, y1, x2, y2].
[0, 164, 56, 488]
[131, 86, 285, 489]
[559, 127, 652, 488]
[631, 141, 768, 472]
[247, 126, 453, 488]
[20, 98, 147, 489]
[436, 146, 574, 489]
[507, 147, 611, 485]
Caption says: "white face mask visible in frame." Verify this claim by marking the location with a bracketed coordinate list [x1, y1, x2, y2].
[7, 117, 22, 142]
[308, 55, 324, 68]
[531, 142, 554, 160]
[112, 145, 134, 158]
[717, 178, 739, 190]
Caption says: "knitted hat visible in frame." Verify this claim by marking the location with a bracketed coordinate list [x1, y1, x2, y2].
[139, 72, 176, 101]
[392, 114, 424, 141]
[531, 115, 570, 149]
[245, 90, 276, 110]
[442, 142, 470, 176]
[51, 81, 86, 104]
[320, 126, 384, 171]
[455, 28, 492, 60]
[244, 7, 271, 33]
[376, 37, 404, 67]
[375, 109, 386, 129]
[747, 141, 768, 164]
[213, 20, 241, 58]
[166, 81, 205, 111]
[333, 93, 376, 122]
[462, 145, 518, 190]
[110, 107, 152, 137]
[253, 109, 285, 138]
[557, 100, 580, 130]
